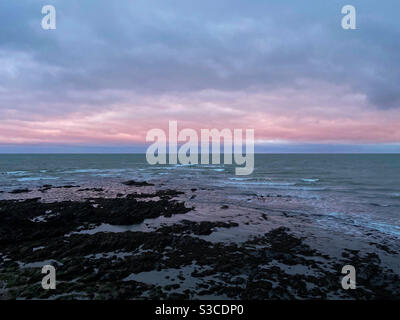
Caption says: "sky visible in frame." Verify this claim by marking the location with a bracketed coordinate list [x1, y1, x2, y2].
[0, 0, 399, 153]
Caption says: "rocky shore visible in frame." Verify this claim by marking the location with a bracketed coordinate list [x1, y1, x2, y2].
[0, 181, 399, 300]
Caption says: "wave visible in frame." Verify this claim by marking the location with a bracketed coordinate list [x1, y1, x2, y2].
[369, 202, 389, 207]
[93, 173, 121, 177]
[62, 169, 103, 174]
[17, 176, 59, 182]
[62, 168, 131, 175]
[226, 181, 296, 186]
[301, 178, 320, 183]
[223, 179, 328, 191]
[4, 171, 27, 175]
[320, 211, 400, 237]
[294, 187, 326, 191]
[365, 221, 400, 237]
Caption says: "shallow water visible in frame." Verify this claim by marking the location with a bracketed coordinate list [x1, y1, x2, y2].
[1, 154, 399, 239]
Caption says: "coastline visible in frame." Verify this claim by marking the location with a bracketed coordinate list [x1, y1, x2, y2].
[0, 179, 399, 300]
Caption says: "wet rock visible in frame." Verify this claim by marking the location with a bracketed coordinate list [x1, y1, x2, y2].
[122, 180, 154, 187]
[127, 189, 184, 200]
[0, 193, 192, 245]
[158, 220, 239, 236]
[54, 185, 80, 189]
[164, 284, 180, 291]
[39, 185, 52, 192]
[9, 188, 31, 194]
[369, 242, 398, 255]
[1, 191, 399, 300]
[78, 188, 104, 192]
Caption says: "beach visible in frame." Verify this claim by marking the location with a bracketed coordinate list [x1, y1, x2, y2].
[0, 154, 399, 299]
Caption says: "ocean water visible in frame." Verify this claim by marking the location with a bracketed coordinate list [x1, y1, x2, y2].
[1, 154, 399, 238]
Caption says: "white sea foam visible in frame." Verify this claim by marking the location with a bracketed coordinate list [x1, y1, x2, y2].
[17, 176, 59, 182]
[301, 178, 320, 182]
[62, 169, 102, 174]
[227, 181, 296, 186]
[319, 211, 400, 238]
[5, 171, 27, 175]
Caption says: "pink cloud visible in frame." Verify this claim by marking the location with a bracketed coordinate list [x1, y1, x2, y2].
[1, 85, 399, 145]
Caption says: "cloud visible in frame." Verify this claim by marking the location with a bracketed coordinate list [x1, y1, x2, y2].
[0, 0, 399, 147]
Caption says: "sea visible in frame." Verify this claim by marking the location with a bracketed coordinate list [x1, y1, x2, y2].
[1, 154, 399, 240]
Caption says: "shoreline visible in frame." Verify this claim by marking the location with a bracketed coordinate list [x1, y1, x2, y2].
[0, 180, 399, 299]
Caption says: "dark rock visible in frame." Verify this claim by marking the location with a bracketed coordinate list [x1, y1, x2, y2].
[164, 284, 180, 291]
[122, 180, 154, 187]
[78, 188, 104, 192]
[1, 190, 399, 300]
[261, 213, 268, 220]
[9, 188, 31, 194]
[158, 220, 239, 236]
[126, 189, 184, 200]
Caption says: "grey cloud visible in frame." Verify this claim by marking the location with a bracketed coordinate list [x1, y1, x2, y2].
[0, 0, 399, 112]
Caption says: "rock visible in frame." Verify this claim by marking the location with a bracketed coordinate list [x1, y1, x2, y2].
[164, 284, 180, 291]
[261, 213, 268, 220]
[78, 188, 104, 192]
[54, 185, 80, 189]
[122, 180, 154, 187]
[1, 188, 399, 300]
[157, 220, 239, 236]
[9, 188, 31, 194]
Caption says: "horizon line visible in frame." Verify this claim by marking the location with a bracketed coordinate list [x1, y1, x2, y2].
[0, 152, 399, 155]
